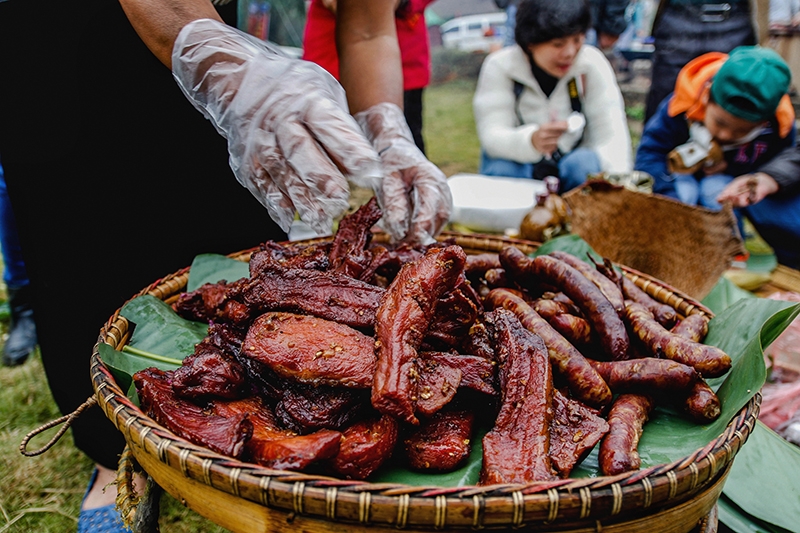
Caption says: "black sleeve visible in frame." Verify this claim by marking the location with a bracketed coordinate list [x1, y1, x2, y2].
[759, 144, 800, 196]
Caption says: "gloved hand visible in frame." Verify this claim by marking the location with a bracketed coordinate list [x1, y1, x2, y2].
[355, 103, 453, 244]
[172, 19, 382, 235]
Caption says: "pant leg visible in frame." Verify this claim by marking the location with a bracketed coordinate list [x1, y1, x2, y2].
[0, 161, 29, 289]
[698, 173, 735, 210]
[672, 174, 701, 205]
[479, 150, 533, 178]
[557, 148, 601, 192]
[403, 88, 425, 155]
[744, 193, 800, 268]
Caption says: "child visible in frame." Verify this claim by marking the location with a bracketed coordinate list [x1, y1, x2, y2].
[635, 46, 800, 268]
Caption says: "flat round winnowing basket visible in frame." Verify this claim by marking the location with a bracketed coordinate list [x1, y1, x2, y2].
[91, 232, 758, 533]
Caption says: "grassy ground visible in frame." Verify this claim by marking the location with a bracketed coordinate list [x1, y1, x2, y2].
[423, 78, 481, 176]
[0, 77, 646, 533]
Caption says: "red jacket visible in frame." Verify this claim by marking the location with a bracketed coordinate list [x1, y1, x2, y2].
[302, 0, 433, 91]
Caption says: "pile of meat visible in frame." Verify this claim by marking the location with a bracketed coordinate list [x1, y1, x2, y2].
[133, 198, 730, 484]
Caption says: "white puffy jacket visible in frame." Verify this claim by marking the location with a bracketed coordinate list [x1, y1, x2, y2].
[473, 44, 632, 173]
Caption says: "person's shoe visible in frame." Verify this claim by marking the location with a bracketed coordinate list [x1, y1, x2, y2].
[77, 469, 131, 533]
[2, 286, 37, 367]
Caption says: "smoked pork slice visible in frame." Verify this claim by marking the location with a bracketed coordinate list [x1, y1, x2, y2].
[480, 309, 558, 484]
[212, 397, 341, 471]
[549, 389, 609, 477]
[372, 245, 467, 424]
[242, 312, 376, 388]
[134, 368, 251, 459]
[404, 410, 475, 472]
[330, 415, 399, 480]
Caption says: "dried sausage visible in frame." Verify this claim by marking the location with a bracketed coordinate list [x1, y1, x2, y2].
[549, 251, 625, 314]
[625, 302, 731, 378]
[485, 288, 612, 407]
[588, 358, 698, 394]
[599, 393, 654, 475]
[531, 254, 630, 360]
[670, 313, 709, 343]
[622, 276, 678, 328]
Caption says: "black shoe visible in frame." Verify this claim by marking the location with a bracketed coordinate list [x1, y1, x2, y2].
[2, 286, 37, 367]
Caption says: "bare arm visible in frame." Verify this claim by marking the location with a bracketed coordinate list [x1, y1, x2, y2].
[336, 0, 404, 113]
[118, 0, 222, 68]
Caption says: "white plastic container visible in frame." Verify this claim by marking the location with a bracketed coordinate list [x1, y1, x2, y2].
[448, 173, 546, 233]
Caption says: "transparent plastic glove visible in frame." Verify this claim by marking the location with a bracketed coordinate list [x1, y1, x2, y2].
[172, 19, 382, 234]
[355, 103, 453, 244]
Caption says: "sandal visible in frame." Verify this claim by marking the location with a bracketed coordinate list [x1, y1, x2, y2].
[77, 468, 130, 533]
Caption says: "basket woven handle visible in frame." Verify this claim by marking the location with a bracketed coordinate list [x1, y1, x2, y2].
[19, 395, 97, 457]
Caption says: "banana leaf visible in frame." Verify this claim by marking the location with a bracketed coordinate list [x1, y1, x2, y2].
[720, 421, 800, 533]
[186, 253, 250, 292]
[718, 496, 791, 533]
[98, 295, 208, 403]
[702, 276, 756, 315]
[96, 246, 800, 488]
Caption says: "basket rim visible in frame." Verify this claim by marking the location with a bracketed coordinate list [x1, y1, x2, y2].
[90, 232, 755, 529]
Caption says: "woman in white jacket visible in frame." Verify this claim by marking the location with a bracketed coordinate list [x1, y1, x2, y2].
[474, 0, 632, 192]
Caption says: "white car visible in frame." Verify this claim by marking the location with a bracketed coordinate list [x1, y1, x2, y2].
[440, 12, 508, 53]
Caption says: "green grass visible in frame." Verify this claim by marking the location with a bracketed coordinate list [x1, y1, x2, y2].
[0, 347, 229, 532]
[423, 78, 481, 176]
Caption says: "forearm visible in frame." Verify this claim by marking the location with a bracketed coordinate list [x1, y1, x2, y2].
[118, 0, 222, 68]
[336, 0, 404, 113]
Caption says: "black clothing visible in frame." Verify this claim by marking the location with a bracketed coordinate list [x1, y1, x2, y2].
[644, 0, 755, 123]
[0, 0, 286, 468]
[530, 59, 559, 98]
[403, 88, 426, 155]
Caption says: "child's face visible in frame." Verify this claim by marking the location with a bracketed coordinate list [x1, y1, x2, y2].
[527, 33, 585, 79]
[704, 102, 765, 145]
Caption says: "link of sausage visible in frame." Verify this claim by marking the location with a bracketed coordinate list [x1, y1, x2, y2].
[671, 316, 721, 423]
[530, 255, 631, 360]
[599, 393, 654, 476]
[588, 358, 698, 394]
[548, 313, 593, 346]
[624, 302, 731, 378]
[465, 253, 502, 278]
[670, 313, 709, 343]
[622, 276, 678, 328]
[485, 288, 612, 407]
[548, 251, 625, 314]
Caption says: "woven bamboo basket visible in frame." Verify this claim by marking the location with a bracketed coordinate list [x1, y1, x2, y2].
[90, 232, 758, 532]
[563, 181, 746, 300]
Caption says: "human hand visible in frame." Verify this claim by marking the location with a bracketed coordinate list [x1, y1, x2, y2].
[716, 173, 779, 207]
[355, 103, 453, 244]
[531, 120, 569, 157]
[171, 19, 382, 235]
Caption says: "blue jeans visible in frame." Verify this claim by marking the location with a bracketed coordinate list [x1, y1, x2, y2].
[479, 148, 602, 193]
[669, 172, 800, 268]
[0, 160, 30, 290]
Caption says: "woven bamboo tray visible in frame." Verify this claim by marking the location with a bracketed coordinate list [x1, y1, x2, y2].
[90, 232, 757, 532]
